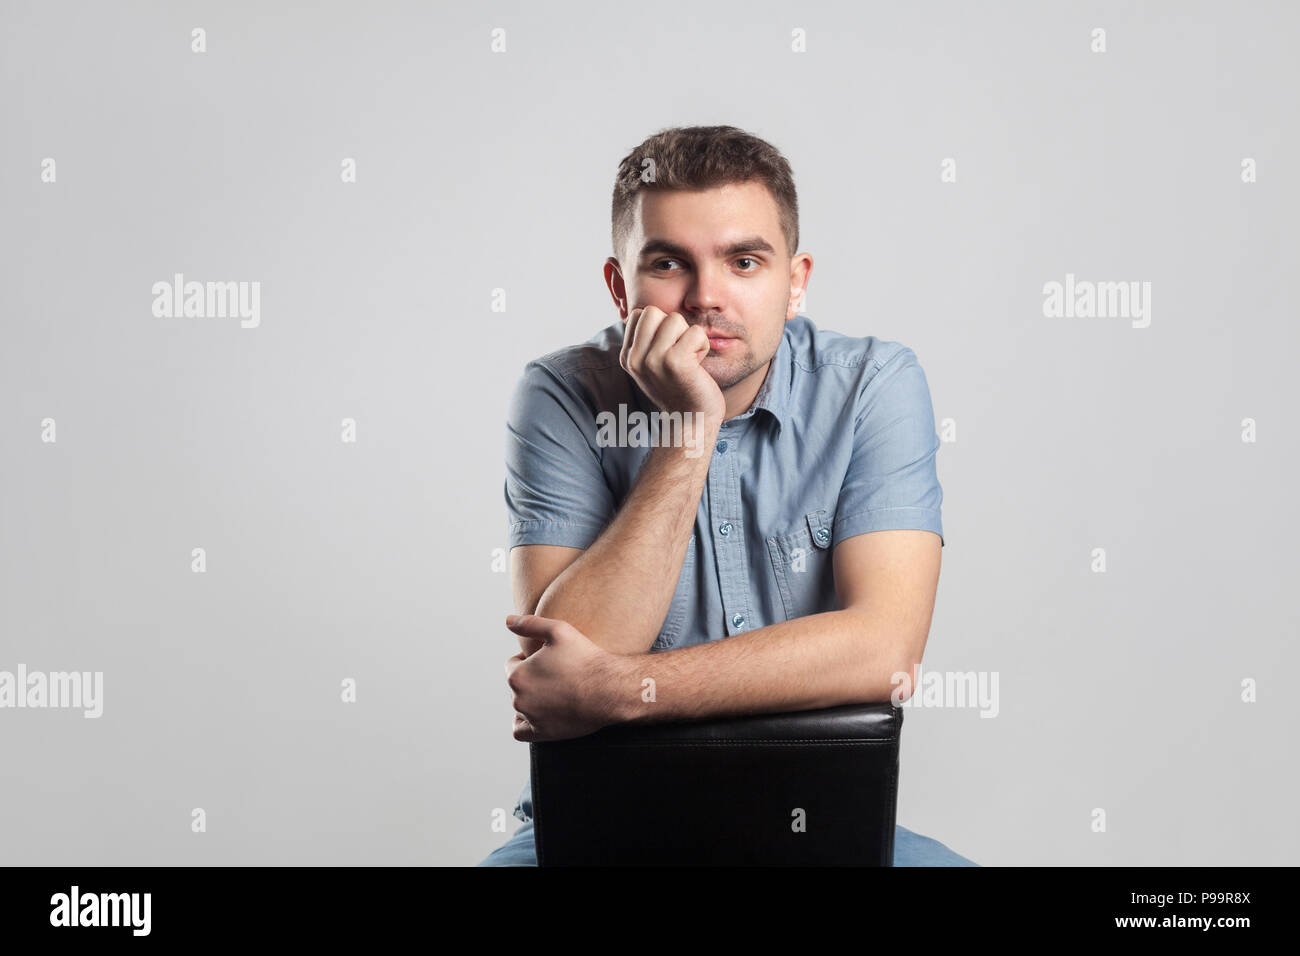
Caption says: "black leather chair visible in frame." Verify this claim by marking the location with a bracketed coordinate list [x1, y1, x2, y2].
[530, 702, 902, 866]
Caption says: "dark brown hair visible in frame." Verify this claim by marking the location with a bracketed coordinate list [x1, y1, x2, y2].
[611, 125, 799, 263]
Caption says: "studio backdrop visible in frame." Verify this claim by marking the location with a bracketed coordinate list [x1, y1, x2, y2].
[1, 0, 1296, 865]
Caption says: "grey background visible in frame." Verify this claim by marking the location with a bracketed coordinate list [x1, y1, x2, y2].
[2, 0, 1296, 866]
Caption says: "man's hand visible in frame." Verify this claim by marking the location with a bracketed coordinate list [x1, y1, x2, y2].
[619, 306, 725, 423]
[504, 614, 634, 742]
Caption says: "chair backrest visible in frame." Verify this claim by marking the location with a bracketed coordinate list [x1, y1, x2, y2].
[531, 702, 903, 866]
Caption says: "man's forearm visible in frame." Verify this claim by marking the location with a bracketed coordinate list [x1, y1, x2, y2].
[533, 415, 721, 656]
[603, 608, 917, 723]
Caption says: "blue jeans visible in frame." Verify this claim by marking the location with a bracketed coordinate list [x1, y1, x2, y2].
[478, 820, 978, 867]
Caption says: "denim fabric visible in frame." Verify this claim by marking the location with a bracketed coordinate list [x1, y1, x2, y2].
[501, 313, 949, 840]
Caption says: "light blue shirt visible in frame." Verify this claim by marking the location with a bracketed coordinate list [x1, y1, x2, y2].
[503, 313, 944, 821]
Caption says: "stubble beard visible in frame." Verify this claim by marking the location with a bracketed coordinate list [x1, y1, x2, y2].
[704, 344, 763, 392]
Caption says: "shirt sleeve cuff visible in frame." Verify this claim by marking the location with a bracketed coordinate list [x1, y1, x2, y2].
[508, 519, 606, 550]
[833, 507, 944, 547]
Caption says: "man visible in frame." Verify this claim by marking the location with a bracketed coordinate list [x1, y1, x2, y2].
[479, 125, 976, 866]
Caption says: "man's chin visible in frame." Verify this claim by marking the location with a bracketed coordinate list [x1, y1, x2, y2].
[703, 360, 753, 392]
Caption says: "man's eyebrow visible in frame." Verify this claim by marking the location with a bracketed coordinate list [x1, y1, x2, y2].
[637, 236, 777, 261]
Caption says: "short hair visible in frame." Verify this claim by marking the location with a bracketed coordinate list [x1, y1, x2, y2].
[610, 125, 799, 264]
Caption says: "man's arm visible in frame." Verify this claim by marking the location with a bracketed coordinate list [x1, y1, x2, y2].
[507, 306, 724, 658]
[505, 529, 941, 739]
[606, 529, 941, 723]
[512, 414, 718, 657]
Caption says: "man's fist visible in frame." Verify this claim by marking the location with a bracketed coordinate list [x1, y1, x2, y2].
[504, 614, 631, 742]
[618, 306, 725, 424]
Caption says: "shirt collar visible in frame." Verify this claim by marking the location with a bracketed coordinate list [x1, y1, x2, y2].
[734, 326, 791, 435]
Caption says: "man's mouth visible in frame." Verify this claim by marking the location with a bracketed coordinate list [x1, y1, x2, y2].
[703, 328, 740, 350]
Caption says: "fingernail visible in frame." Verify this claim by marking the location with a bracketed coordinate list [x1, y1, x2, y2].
[505, 614, 519, 626]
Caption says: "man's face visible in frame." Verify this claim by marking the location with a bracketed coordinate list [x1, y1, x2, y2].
[609, 180, 805, 393]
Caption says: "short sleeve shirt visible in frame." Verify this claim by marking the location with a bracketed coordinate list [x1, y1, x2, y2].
[504, 313, 944, 653]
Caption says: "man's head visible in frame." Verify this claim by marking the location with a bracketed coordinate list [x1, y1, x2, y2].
[604, 126, 812, 398]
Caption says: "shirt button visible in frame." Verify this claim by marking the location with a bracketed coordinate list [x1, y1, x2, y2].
[815, 528, 830, 544]
[719, 522, 732, 536]
[731, 613, 745, 629]
[716, 440, 728, 454]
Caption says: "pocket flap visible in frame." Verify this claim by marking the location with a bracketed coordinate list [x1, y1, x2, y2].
[805, 510, 832, 549]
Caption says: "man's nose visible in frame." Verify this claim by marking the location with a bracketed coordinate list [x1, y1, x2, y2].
[683, 263, 727, 313]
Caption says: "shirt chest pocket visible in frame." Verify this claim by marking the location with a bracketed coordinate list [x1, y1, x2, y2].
[766, 509, 836, 621]
[652, 536, 696, 651]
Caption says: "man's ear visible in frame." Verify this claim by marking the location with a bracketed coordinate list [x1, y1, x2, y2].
[604, 257, 630, 319]
[787, 252, 813, 319]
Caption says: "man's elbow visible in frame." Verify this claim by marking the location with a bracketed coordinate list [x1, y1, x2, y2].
[532, 595, 657, 656]
[841, 609, 924, 704]
[887, 657, 920, 704]
[871, 634, 925, 706]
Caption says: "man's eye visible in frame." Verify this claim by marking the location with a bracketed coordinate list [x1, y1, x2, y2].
[652, 258, 759, 272]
